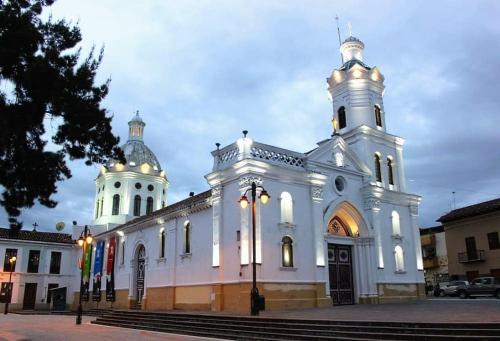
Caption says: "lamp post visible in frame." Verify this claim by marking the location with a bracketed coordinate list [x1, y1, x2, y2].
[4, 256, 16, 315]
[76, 225, 93, 325]
[239, 181, 270, 316]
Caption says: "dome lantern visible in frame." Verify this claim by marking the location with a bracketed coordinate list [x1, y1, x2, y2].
[128, 110, 145, 142]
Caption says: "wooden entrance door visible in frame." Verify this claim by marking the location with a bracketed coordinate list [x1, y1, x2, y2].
[136, 245, 145, 303]
[328, 244, 354, 305]
[23, 283, 37, 310]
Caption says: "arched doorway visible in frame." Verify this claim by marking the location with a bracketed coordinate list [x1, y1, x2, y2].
[327, 216, 355, 305]
[136, 245, 146, 303]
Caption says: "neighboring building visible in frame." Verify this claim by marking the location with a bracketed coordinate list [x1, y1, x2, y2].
[73, 33, 425, 313]
[438, 198, 500, 281]
[420, 226, 448, 287]
[0, 228, 74, 311]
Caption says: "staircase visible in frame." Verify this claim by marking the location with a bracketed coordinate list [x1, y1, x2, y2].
[91, 310, 500, 340]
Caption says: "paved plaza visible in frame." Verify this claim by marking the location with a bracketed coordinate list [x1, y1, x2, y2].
[0, 299, 499, 340]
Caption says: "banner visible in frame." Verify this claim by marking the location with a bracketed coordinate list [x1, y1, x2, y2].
[106, 237, 116, 302]
[82, 240, 93, 301]
[92, 240, 105, 302]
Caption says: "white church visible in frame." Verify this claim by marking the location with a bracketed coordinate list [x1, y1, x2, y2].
[74, 33, 425, 313]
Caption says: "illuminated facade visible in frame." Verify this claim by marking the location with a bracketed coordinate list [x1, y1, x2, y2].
[74, 34, 424, 312]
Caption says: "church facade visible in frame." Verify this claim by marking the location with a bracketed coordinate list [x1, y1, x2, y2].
[73, 34, 425, 312]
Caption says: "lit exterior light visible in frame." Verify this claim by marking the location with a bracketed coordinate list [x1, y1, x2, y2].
[141, 163, 150, 174]
[239, 195, 249, 209]
[259, 190, 270, 204]
[86, 234, 93, 245]
[10, 256, 16, 263]
[78, 237, 84, 247]
[115, 163, 124, 171]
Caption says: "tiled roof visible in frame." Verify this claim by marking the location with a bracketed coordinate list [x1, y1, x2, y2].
[419, 225, 444, 235]
[0, 227, 74, 244]
[101, 189, 212, 236]
[437, 197, 500, 223]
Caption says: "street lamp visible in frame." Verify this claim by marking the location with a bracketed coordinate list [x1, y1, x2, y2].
[76, 225, 92, 325]
[239, 181, 270, 316]
[4, 255, 16, 315]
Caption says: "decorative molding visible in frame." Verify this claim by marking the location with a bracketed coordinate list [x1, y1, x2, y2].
[409, 205, 418, 216]
[238, 176, 262, 188]
[364, 198, 381, 211]
[311, 187, 323, 200]
[211, 186, 222, 197]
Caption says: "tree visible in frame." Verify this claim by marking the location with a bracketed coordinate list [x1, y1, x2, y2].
[0, 0, 124, 230]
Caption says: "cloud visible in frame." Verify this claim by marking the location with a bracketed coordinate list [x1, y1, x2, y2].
[2, 0, 500, 231]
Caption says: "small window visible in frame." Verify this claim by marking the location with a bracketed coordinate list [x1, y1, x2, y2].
[488, 232, 500, 250]
[375, 105, 382, 127]
[334, 176, 345, 192]
[160, 229, 166, 258]
[394, 245, 404, 272]
[282, 236, 294, 267]
[27, 250, 40, 273]
[391, 211, 401, 236]
[120, 239, 125, 265]
[146, 197, 154, 214]
[280, 192, 293, 224]
[114, 181, 121, 188]
[387, 157, 394, 186]
[99, 198, 104, 217]
[50, 251, 62, 274]
[112, 194, 120, 215]
[148, 184, 154, 192]
[161, 201, 165, 208]
[134, 195, 141, 216]
[135, 182, 142, 190]
[338, 106, 346, 129]
[3, 249, 17, 272]
[184, 221, 191, 254]
[374, 154, 382, 182]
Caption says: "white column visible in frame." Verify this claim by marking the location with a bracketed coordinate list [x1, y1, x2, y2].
[311, 186, 325, 267]
[410, 205, 424, 271]
[211, 186, 222, 267]
[396, 146, 406, 192]
[364, 198, 384, 269]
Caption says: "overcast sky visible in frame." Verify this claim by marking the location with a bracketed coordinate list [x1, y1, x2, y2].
[2, 0, 500, 232]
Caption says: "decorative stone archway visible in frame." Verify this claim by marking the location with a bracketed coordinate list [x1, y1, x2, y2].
[324, 201, 378, 305]
[135, 244, 146, 304]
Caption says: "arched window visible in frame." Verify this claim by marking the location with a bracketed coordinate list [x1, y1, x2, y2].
[146, 197, 154, 214]
[112, 194, 120, 215]
[95, 200, 99, 219]
[374, 154, 382, 182]
[160, 229, 166, 258]
[280, 192, 293, 224]
[374, 105, 382, 127]
[391, 211, 401, 236]
[387, 157, 394, 185]
[394, 245, 404, 272]
[134, 195, 141, 216]
[282, 236, 294, 267]
[338, 106, 346, 129]
[99, 198, 104, 217]
[183, 221, 191, 254]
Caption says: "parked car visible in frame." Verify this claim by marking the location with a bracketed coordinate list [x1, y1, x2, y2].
[433, 282, 449, 297]
[456, 277, 500, 299]
[442, 280, 469, 296]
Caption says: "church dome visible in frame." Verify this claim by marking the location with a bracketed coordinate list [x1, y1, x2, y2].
[103, 112, 165, 175]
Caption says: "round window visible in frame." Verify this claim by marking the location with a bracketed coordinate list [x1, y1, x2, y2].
[114, 181, 121, 189]
[334, 176, 345, 192]
[135, 182, 142, 190]
[148, 184, 154, 192]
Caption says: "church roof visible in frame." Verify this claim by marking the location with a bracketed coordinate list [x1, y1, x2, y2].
[0, 227, 74, 244]
[98, 190, 212, 237]
[342, 35, 363, 44]
[437, 197, 500, 223]
[339, 59, 371, 71]
[107, 140, 162, 171]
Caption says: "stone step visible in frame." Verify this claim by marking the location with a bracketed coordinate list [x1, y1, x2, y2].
[95, 314, 500, 337]
[92, 312, 500, 341]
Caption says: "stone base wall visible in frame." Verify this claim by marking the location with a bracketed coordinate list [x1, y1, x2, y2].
[70, 282, 426, 312]
[376, 283, 426, 303]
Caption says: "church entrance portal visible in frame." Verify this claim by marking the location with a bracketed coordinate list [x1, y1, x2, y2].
[136, 245, 145, 303]
[328, 244, 354, 305]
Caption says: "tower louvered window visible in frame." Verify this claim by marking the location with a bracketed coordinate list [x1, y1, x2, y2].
[134, 195, 141, 216]
[146, 197, 154, 214]
[338, 106, 346, 129]
[374, 154, 382, 182]
[375, 105, 382, 127]
[112, 194, 120, 215]
[387, 158, 394, 185]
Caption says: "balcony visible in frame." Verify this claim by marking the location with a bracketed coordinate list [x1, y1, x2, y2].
[458, 250, 486, 263]
[421, 234, 436, 247]
[423, 257, 439, 269]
